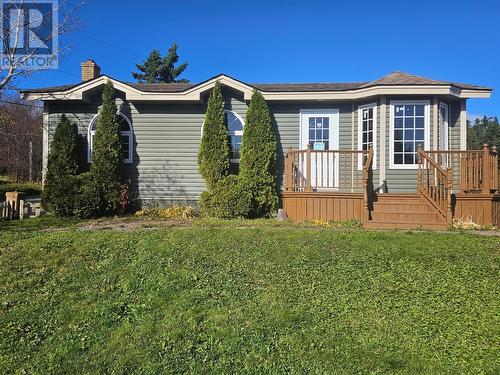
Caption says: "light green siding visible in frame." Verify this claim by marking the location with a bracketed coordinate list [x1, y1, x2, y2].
[45, 85, 467, 204]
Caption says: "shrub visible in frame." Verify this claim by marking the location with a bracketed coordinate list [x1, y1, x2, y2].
[42, 113, 79, 217]
[72, 173, 102, 219]
[199, 175, 252, 219]
[198, 81, 231, 190]
[239, 90, 278, 217]
[134, 205, 195, 220]
[90, 81, 122, 216]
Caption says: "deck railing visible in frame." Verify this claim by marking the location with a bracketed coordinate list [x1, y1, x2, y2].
[284, 145, 371, 193]
[425, 144, 498, 194]
[417, 146, 452, 222]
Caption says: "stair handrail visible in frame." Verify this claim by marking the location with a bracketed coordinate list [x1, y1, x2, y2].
[417, 145, 452, 223]
[362, 147, 374, 223]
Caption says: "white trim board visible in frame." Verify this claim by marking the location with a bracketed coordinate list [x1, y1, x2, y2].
[389, 100, 431, 170]
[22, 74, 492, 102]
[357, 102, 377, 170]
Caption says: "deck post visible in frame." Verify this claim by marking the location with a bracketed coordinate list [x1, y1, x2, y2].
[446, 168, 453, 224]
[362, 147, 373, 225]
[417, 145, 423, 189]
[482, 144, 490, 194]
[306, 144, 312, 192]
[493, 145, 498, 193]
[285, 146, 292, 192]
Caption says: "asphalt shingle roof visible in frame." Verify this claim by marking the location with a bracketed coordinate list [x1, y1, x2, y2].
[20, 72, 491, 94]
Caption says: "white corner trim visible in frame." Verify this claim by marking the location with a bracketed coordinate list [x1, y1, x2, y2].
[460, 100, 467, 150]
[357, 102, 377, 170]
[389, 100, 431, 170]
[379, 97, 386, 187]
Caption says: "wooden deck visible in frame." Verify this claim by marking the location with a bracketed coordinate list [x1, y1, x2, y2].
[283, 145, 499, 229]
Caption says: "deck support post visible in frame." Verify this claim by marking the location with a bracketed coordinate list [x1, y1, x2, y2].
[285, 146, 293, 192]
[417, 145, 423, 190]
[482, 144, 490, 195]
[305, 144, 312, 193]
[493, 145, 498, 193]
[446, 168, 453, 224]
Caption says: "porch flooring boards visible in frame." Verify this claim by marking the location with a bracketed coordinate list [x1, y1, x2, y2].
[365, 194, 448, 230]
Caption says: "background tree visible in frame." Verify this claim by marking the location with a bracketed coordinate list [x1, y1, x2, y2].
[467, 115, 500, 150]
[132, 50, 163, 83]
[0, 0, 83, 91]
[159, 43, 189, 83]
[42, 113, 78, 216]
[0, 98, 42, 181]
[198, 81, 230, 190]
[90, 81, 122, 215]
[132, 43, 189, 83]
[239, 90, 278, 216]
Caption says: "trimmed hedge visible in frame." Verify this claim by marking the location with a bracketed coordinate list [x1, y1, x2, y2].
[198, 81, 231, 190]
[42, 113, 79, 217]
[239, 90, 278, 217]
[199, 175, 252, 219]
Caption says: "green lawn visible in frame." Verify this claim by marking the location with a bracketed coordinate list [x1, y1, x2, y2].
[0, 226, 498, 374]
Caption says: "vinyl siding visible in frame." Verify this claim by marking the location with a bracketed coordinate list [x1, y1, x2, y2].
[44, 86, 467, 204]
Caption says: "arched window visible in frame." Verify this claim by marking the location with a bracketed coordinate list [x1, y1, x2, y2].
[225, 110, 244, 162]
[88, 112, 133, 163]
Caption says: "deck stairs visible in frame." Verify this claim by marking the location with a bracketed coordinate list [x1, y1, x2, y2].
[364, 193, 448, 230]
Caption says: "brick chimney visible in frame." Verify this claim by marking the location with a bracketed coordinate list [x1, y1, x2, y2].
[81, 59, 101, 81]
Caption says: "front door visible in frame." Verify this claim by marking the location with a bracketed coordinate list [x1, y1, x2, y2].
[300, 109, 339, 190]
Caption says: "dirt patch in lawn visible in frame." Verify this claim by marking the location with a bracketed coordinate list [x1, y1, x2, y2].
[77, 216, 194, 231]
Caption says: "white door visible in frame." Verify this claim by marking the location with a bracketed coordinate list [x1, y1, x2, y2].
[300, 109, 339, 190]
[438, 102, 449, 167]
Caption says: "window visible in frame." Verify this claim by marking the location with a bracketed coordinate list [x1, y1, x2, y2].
[88, 112, 133, 163]
[225, 110, 244, 162]
[390, 101, 429, 169]
[358, 103, 377, 169]
[308, 116, 330, 150]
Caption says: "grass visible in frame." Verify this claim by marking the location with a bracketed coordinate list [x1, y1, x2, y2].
[0, 226, 499, 374]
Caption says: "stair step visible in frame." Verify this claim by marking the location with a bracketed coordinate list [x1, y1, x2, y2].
[372, 211, 444, 222]
[373, 202, 432, 213]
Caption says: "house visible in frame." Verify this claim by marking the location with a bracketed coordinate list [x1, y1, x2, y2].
[21, 60, 499, 229]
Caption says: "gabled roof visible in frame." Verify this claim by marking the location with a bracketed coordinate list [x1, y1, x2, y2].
[20, 71, 492, 101]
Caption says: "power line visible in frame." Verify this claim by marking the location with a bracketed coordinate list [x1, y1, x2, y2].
[0, 99, 42, 108]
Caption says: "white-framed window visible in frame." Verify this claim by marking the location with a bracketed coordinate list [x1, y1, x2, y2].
[389, 100, 430, 169]
[88, 112, 133, 163]
[225, 110, 244, 162]
[358, 103, 377, 170]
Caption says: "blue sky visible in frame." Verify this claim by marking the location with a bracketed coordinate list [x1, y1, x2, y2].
[19, 0, 500, 118]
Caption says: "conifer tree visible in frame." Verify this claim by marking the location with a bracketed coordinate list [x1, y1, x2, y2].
[198, 81, 230, 190]
[159, 43, 189, 83]
[132, 50, 163, 83]
[239, 89, 278, 216]
[42, 113, 79, 216]
[132, 43, 188, 83]
[91, 81, 122, 215]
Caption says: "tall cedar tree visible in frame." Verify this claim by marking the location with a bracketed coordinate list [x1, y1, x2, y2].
[42, 113, 79, 216]
[91, 81, 122, 214]
[160, 43, 189, 83]
[239, 90, 278, 216]
[132, 43, 188, 83]
[198, 81, 230, 190]
[132, 50, 163, 83]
